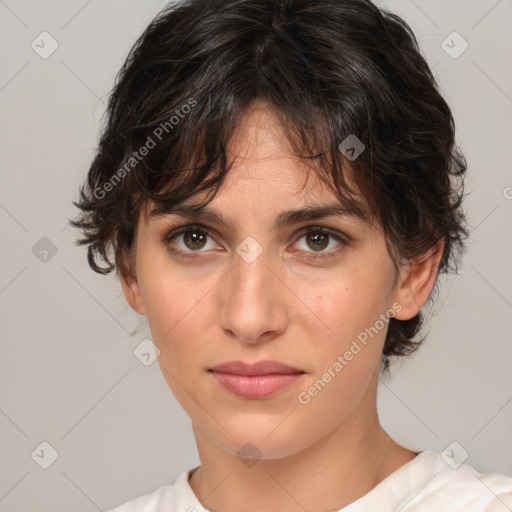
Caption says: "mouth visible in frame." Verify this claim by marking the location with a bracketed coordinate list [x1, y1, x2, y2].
[209, 359, 305, 376]
[208, 360, 306, 399]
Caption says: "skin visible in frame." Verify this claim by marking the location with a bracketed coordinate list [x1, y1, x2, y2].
[120, 100, 444, 512]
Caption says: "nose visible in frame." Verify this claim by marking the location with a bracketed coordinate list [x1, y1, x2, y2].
[218, 242, 288, 345]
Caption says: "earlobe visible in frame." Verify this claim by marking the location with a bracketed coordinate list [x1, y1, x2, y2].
[119, 268, 146, 315]
[392, 239, 444, 321]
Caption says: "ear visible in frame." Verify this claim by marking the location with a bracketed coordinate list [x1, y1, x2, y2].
[119, 265, 145, 315]
[392, 239, 444, 321]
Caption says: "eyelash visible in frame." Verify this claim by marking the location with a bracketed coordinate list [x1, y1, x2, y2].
[162, 222, 351, 261]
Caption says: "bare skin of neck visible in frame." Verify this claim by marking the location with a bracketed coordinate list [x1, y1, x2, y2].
[188, 419, 417, 512]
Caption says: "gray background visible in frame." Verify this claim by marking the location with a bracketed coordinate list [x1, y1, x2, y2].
[0, 0, 511, 510]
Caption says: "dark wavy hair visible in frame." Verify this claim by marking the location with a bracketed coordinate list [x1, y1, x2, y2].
[71, 0, 468, 370]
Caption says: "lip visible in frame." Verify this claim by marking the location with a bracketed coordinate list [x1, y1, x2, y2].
[209, 360, 305, 399]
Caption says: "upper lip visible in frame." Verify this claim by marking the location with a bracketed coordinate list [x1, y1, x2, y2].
[209, 360, 305, 376]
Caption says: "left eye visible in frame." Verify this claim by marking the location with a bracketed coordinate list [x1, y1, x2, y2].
[163, 224, 348, 259]
[294, 229, 343, 254]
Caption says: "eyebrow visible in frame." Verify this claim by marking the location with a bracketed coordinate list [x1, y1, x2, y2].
[154, 200, 369, 229]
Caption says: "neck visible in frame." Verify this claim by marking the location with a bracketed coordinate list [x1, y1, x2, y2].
[188, 407, 415, 511]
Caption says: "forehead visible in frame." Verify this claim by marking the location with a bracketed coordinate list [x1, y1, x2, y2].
[226, 100, 298, 162]
[144, 101, 370, 228]
[144, 171, 371, 237]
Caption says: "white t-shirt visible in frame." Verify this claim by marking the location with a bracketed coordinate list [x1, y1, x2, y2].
[106, 450, 512, 511]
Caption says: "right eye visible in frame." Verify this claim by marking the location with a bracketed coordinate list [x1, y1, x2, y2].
[162, 223, 221, 259]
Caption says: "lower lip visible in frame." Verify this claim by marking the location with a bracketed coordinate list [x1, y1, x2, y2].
[210, 372, 305, 399]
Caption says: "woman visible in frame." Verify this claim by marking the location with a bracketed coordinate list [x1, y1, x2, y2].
[72, 0, 512, 509]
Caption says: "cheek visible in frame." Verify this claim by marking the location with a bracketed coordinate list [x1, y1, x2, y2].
[290, 265, 391, 399]
[293, 265, 389, 342]
[139, 266, 214, 407]
[294, 352, 377, 444]
[136, 251, 205, 356]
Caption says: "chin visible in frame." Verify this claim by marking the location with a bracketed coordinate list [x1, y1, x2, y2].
[214, 419, 313, 463]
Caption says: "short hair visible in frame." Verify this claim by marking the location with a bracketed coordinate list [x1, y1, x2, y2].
[71, 0, 468, 371]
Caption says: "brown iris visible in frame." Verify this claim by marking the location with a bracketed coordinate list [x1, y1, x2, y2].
[184, 230, 207, 250]
[306, 232, 329, 251]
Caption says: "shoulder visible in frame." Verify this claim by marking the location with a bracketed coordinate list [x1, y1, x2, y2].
[104, 468, 196, 512]
[104, 484, 174, 512]
[405, 450, 512, 511]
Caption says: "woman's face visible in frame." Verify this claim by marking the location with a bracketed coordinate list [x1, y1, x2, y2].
[122, 102, 412, 461]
